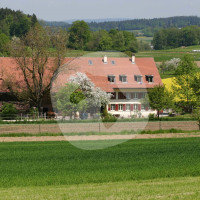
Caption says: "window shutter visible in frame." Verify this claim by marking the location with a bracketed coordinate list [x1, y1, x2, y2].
[145, 106, 148, 111]
[138, 93, 142, 99]
[115, 104, 118, 111]
[108, 104, 111, 111]
[138, 104, 141, 111]
[131, 104, 134, 111]
[123, 104, 126, 111]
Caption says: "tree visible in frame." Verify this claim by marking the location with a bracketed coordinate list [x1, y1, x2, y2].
[2, 24, 68, 113]
[56, 83, 88, 119]
[68, 20, 91, 50]
[148, 85, 174, 118]
[0, 33, 10, 55]
[172, 55, 198, 113]
[54, 72, 112, 119]
[69, 72, 111, 109]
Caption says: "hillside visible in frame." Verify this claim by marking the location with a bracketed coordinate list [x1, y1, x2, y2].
[41, 16, 200, 36]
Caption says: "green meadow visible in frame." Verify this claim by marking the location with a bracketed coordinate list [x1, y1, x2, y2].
[1, 138, 200, 199]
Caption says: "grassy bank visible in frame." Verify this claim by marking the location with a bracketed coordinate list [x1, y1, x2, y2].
[1, 138, 200, 188]
[0, 128, 200, 137]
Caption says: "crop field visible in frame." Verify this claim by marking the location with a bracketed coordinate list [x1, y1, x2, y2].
[64, 45, 200, 62]
[1, 138, 200, 199]
[136, 36, 153, 44]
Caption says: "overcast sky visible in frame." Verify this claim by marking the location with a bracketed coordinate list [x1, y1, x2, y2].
[1, 0, 200, 21]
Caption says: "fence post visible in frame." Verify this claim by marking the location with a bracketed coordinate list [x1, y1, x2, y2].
[99, 122, 100, 133]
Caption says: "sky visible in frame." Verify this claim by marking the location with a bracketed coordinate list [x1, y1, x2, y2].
[1, 0, 200, 21]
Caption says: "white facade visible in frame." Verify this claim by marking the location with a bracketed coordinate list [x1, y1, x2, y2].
[107, 89, 157, 118]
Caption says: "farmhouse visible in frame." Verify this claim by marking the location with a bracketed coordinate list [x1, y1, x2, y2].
[0, 55, 162, 118]
[53, 55, 162, 118]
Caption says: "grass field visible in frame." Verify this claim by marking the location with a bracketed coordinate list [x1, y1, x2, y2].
[136, 36, 153, 45]
[1, 137, 200, 199]
[1, 177, 200, 200]
[64, 45, 200, 62]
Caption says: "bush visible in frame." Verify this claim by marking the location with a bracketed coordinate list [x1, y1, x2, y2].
[0, 103, 18, 120]
[148, 113, 156, 121]
[102, 113, 117, 122]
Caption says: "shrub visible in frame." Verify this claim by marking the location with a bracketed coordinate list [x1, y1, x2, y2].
[0, 103, 18, 120]
[148, 113, 156, 121]
[102, 113, 117, 122]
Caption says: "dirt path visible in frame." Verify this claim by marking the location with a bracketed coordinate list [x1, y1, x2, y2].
[0, 133, 200, 142]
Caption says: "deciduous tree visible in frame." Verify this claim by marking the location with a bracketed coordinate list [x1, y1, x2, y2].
[148, 85, 174, 118]
[2, 25, 68, 113]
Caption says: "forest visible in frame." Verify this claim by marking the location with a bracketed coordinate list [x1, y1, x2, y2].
[42, 16, 200, 37]
[152, 26, 200, 50]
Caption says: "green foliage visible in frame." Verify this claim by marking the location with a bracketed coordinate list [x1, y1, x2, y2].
[86, 29, 138, 52]
[148, 85, 174, 118]
[0, 33, 10, 55]
[153, 26, 200, 50]
[0, 8, 38, 38]
[173, 55, 198, 112]
[0, 103, 18, 120]
[55, 83, 88, 119]
[68, 20, 91, 50]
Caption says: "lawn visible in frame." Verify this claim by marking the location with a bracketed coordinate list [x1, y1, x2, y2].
[1, 138, 200, 199]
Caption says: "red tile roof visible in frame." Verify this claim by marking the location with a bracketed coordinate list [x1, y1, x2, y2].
[53, 57, 162, 92]
[0, 57, 162, 93]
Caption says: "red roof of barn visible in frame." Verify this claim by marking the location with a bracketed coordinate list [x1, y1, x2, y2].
[0, 57, 162, 93]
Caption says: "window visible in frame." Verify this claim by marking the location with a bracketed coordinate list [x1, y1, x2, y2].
[111, 104, 115, 111]
[146, 75, 154, 83]
[126, 92, 131, 99]
[118, 92, 126, 99]
[134, 92, 138, 99]
[126, 104, 131, 111]
[134, 75, 143, 83]
[88, 60, 93, 65]
[119, 104, 123, 111]
[141, 92, 146, 98]
[110, 92, 116, 99]
[141, 104, 145, 110]
[134, 104, 138, 110]
[111, 60, 116, 65]
[108, 75, 115, 83]
[119, 75, 127, 83]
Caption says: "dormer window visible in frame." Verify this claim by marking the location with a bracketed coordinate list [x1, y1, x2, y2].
[108, 75, 115, 83]
[111, 60, 115, 65]
[88, 60, 93, 65]
[146, 75, 154, 83]
[134, 75, 143, 83]
[119, 75, 127, 83]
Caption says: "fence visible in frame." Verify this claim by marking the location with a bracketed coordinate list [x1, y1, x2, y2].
[0, 121, 199, 134]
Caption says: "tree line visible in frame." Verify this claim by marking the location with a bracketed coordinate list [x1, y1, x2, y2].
[152, 26, 200, 50]
[68, 21, 140, 52]
[0, 8, 38, 56]
[42, 16, 200, 37]
[0, 9, 150, 56]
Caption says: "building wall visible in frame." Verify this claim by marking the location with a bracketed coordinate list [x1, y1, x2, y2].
[107, 89, 156, 118]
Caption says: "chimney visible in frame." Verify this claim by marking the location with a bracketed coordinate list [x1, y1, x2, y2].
[131, 54, 135, 64]
[103, 55, 108, 64]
